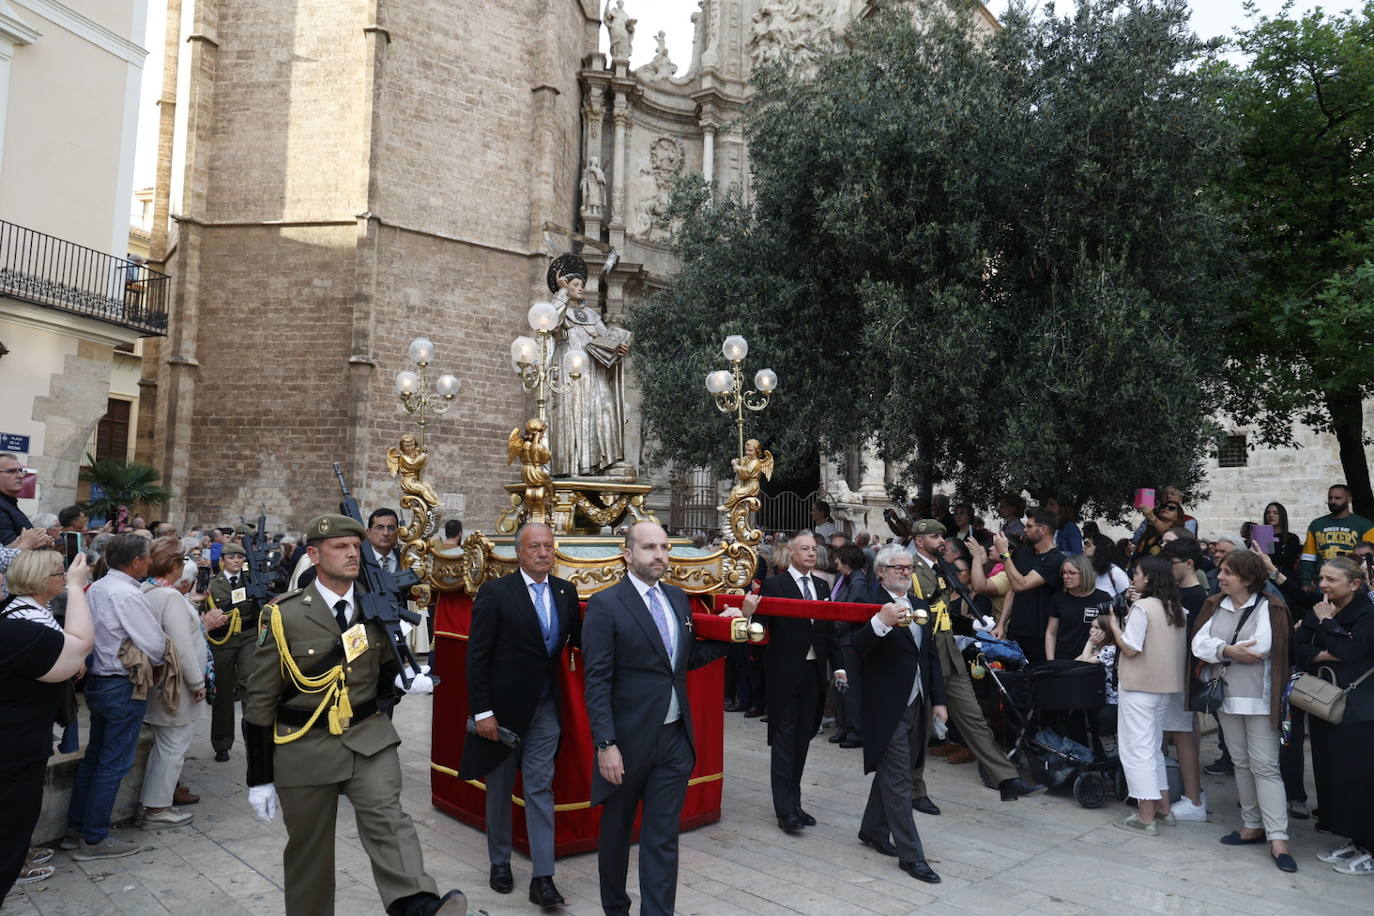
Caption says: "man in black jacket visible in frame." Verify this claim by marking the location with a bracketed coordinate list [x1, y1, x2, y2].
[749, 530, 845, 834]
[851, 544, 947, 884]
[582, 521, 732, 916]
[0, 453, 39, 548]
[459, 523, 579, 908]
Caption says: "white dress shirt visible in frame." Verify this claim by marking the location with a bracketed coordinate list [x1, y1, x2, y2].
[869, 587, 923, 705]
[627, 571, 681, 724]
[313, 578, 357, 626]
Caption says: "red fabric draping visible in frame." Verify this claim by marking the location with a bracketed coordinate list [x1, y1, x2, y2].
[713, 592, 882, 623]
[429, 592, 724, 857]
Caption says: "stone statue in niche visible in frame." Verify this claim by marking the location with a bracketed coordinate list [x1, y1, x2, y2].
[749, 0, 834, 72]
[635, 137, 684, 242]
[579, 157, 606, 220]
[639, 31, 677, 81]
[604, 0, 636, 61]
[545, 253, 633, 478]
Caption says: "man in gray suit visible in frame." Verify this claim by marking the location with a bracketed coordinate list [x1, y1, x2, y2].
[582, 522, 734, 916]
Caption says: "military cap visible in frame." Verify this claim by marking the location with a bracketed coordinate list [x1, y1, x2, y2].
[222, 543, 247, 557]
[234, 524, 253, 536]
[304, 514, 367, 543]
[911, 519, 946, 537]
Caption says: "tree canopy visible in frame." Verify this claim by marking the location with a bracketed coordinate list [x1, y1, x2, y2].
[1218, 1, 1374, 513]
[629, 0, 1239, 517]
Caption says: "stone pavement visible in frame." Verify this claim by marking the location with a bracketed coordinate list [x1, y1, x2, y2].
[5, 695, 1372, 916]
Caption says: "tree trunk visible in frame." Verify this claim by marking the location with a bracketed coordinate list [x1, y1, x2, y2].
[1323, 387, 1374, 517]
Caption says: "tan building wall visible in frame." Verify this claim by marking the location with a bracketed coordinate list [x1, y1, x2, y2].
[148, 0, 599, 532]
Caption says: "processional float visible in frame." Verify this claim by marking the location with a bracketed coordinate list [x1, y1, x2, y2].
[382, 254, 874, 855]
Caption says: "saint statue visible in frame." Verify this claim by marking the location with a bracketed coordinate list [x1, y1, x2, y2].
[545, 254, 633, 478]
[604, 0, 636, 60]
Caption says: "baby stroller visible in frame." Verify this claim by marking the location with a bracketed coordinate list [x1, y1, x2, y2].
[965, 633, 1122, 808]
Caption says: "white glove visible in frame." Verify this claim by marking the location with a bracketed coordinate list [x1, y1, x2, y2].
[248, 784, 279, 822]
[394, 664, 436, 695]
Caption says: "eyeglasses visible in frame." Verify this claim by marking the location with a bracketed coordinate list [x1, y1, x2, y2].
[0, 468, 25, 475]
[884, 564, 914, 573]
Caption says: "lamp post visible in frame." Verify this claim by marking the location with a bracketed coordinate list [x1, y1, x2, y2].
[511, 301, 587, 422]
[705, 334, 777, 457]
[394, 337, 460, 448]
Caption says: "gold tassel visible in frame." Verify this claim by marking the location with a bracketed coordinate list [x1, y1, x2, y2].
[337, 684, 353, 723]
[328, 704, 342, 735]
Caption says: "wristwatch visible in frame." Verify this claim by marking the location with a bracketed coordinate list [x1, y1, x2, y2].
[596, 739, 617, 751]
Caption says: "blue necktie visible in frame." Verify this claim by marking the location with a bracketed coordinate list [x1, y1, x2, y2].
[645, 587, 674, 659]
[532, 581, 551, 634]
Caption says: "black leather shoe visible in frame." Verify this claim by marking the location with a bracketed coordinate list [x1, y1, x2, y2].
[1203, 758, 1234, 776]
[828, 732, 847, 743]
[743, 707, 764, 718]
[489, 863, 513, 894]
[529, 876, 565, 908]
[796, 810, 816, 827]
[858, 832, 898, 857]
[724, 700, 743, 712]
[432, 889, 468, 915]
[777, 816, 804, 835]
[911, 796, 941, 816]
[999, 777, 1048, 801]
[899, 860, 941, 884]
[839, 737, 863, 748]
[214, 750, 230, 762]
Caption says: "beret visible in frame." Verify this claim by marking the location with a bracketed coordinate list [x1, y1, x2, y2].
[303, 514, 367, 543]
[911, 519, 946, 536]
[222, 544, 247, 557]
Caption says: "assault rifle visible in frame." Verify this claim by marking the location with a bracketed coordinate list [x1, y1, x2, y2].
[239, 513, 284, 601]
[333, 462, 424, 689]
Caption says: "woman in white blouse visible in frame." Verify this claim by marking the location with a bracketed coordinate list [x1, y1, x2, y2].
[1190, 549, 1295, 872]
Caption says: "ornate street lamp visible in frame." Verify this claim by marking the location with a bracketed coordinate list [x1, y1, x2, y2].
[705, 334, 777, 457]
[511, 301, 587, 422]
[394, 337, 460, 448]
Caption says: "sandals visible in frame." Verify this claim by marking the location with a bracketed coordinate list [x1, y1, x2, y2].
[16, 864, 55, 885]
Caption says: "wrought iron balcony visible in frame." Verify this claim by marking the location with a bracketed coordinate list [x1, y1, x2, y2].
[0, 219, 168, 336]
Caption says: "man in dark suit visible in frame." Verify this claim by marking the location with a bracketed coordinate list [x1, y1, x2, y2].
[459, 523, 578, 908]
[583, 522, 733, 916]
[851, 544, 947, 884]
[363, 508, 404, 575]
[748, 530, 845, 834]
[830, 544, 872, 748]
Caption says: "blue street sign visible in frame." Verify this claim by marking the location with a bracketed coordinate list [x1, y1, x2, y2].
[0, 433, 31, 453]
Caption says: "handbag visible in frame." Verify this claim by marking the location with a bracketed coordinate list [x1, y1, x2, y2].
[1187, 602, 1259, 715]
[1290, 665, 1374, 724]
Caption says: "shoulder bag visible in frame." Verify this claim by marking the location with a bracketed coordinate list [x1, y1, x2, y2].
[1290, 665, 1374, 724]
[1188, 602, 1259, 715]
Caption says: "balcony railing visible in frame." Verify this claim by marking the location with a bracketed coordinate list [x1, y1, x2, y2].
[0, 219, 168, 335]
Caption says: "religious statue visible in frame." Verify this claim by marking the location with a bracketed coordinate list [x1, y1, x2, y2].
[507, 418, 553, 524]
[579, 157, 606, 220]
[386, 434, 441, 515]
[604, 0, 636, 61]
[639, 31, 677, 81]
[544, 253, 632, 478]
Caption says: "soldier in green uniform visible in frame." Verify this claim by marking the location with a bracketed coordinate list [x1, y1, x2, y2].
[241, 514, 464, 916]
[205, 543, 261, 762]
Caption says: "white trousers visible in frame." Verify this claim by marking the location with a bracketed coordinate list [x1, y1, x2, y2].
[1119, 690, 1176, 801]
[141, 722, 195, 807]
[1217, 711, 1288, 841]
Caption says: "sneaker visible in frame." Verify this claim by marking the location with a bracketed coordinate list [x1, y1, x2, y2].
[1156, 809, 1177, 827]
[1171, 794, 1209, 822]
[72, 835, 142, 861]
[1288, 799, 1310, 819]
[1333, 852, 1374, 876]
[26, 847, 54, 867]
[1113, 814, 1158, 836]
[141, 807, 194, 829]
[1203, 758, 1234, 776]
[59, 829, 80, 851]
[1318, 842, 1365, 864]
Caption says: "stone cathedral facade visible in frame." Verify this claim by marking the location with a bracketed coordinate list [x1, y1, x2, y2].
[138, 0, 1355, 538]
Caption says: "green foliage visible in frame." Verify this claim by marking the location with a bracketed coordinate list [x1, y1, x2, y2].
[79, 454, 172, 519]
[1219, 1, 1374, 447]
[630, 0, 1238, 517]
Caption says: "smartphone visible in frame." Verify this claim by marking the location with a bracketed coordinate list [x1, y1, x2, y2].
[1251, 524, 1276, 555]
[1132, 488, 1156, 510]
[196, 566, 212, 593]
[61, 532, 83, 568]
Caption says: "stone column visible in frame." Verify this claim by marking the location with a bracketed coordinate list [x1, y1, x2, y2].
[609, 96, 630, 249]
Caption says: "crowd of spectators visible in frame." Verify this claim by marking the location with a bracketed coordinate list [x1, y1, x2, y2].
[721, 481, 1374, 877]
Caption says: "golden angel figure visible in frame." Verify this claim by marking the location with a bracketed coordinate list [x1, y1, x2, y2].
[386, 434, 440, 508]
[722, 438, 773, 514]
